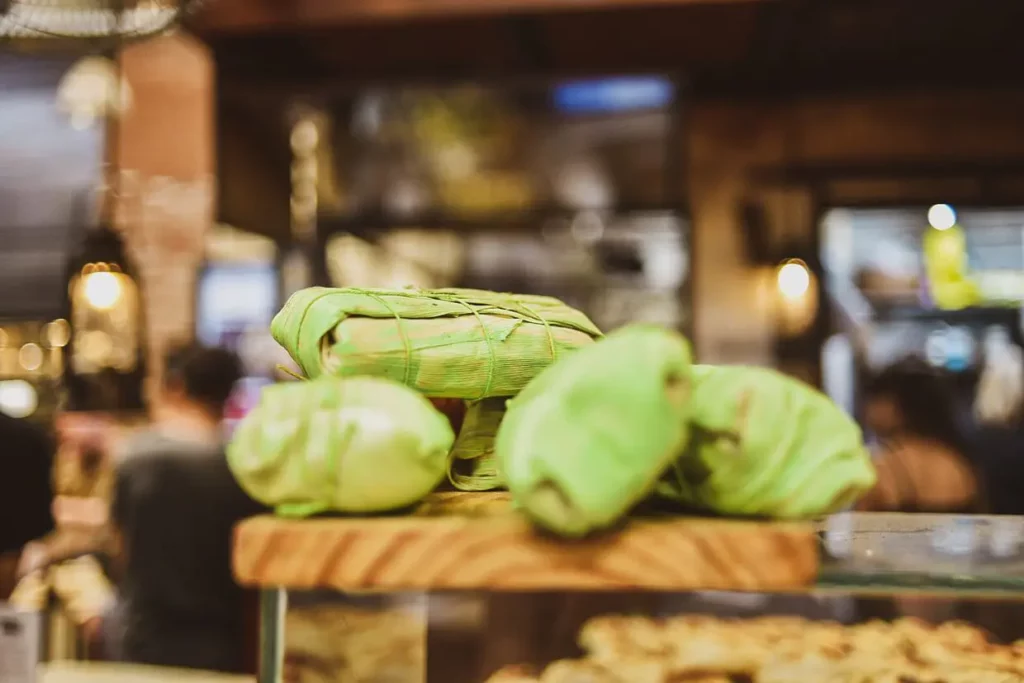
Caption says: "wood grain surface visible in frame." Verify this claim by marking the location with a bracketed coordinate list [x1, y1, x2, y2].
[232, 494, 818, 592]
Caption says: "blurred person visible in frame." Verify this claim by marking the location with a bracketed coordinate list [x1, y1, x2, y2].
[0, 411, 55, 598]
[857, 358, 979, 514]
[106, 343, 266, 673]
[855, 358, 981, 628]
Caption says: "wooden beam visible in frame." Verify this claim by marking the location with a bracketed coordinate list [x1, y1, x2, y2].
[194, 0, 765, 34]
[208, 3, 757, 95]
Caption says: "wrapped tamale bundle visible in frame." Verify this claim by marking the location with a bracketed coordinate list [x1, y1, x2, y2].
[497, 325, 693, 537]
[227, 376, 455, 517]
[271, 286, 600, 492]
[655, 364, 876, 518]
[271, 286, 601, 398]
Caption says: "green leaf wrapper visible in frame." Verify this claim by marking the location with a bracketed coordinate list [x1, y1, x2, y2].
[497, 325, 693, 537]
[447, 397, 506, 491]
[227, 376, 455, 517]
[270, 286, 601, 493]
[270, 287, 601, 398]
[657, 364, 877, 518]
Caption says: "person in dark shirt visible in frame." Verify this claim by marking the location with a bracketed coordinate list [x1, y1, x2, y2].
[0, 412, 55, 599]
[108, 343, 265, 673]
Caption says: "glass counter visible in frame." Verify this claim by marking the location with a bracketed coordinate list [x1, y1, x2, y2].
[820, 512, 1024, 596]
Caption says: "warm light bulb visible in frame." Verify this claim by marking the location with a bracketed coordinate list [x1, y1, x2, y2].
[777, 261, 811, 299]
[45, 319, 71, 348]
[0, 380, 38, 419]
[290, 119, 319, 154]
[18, 344, 43, 372]
[82, 271, 123, 310]
[928, 204, 957, 231]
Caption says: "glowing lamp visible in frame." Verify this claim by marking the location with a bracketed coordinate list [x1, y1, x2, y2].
[65, 226, 145, 412]
[777, 259, 811, 299]
[927, 204, 957, 231]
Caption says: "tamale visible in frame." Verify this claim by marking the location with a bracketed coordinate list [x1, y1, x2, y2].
[656, 364, 876, 518]
[270, 286, 601, 491]
[271, 286, 601, 399]
[227, 376, 455, 516]
[497, 325, 692, 537]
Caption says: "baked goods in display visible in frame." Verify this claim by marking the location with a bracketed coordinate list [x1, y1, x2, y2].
[484, 665, 544, 683]
[485, 615, 1024, 683]
[486, 660, 729, 683]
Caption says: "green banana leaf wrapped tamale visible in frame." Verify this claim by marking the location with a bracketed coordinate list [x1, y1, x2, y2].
[227, 376, 455, 517]
[271, 286, 601, 398]
[656, 364, 876, 518]
[497, 325, 693, 537]
[271, 286, 601, 492]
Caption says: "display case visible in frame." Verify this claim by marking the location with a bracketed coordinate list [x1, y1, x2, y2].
[232, 494, 1024, 683]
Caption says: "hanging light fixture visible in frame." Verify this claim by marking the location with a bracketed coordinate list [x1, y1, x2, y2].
[58, 15, 147, 412]
[5, 1, 202, 412]
[65, 222, 145, 412]
[0, 0, 201, 43]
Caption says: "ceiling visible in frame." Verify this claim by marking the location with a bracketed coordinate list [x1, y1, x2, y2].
[193, 0, 1024, 239]
[195, 0, 1024, 97]
[195, 0, 753, 29]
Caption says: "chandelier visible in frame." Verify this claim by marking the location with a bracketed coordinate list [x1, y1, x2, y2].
[0, 0, 201, 43]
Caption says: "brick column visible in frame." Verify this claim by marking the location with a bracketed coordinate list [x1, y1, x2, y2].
[112, 32, 215, 401]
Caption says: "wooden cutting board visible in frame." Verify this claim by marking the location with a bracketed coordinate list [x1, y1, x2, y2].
[232, 493, 818, 592]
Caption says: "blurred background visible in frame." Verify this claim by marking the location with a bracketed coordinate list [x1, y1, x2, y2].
[0, 0, 1022, 498]
[3, 0, 1024, 675]
[0, 0, 1020, 501]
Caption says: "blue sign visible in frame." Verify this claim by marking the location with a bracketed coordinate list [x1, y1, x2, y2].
[553, 77, 674, 114]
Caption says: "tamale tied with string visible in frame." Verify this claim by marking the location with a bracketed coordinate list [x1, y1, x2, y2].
[228, 376, 455, 517]
[271, 286, 602, 490]
[272, 287, 600, 395]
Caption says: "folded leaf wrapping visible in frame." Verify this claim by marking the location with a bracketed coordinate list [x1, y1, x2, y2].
[271, 287, 601, 399]
[497, 325, 693, 537]
[448, 397, 506, 491]
[656, 364, 876, 518]
[227, 376, 455, 516]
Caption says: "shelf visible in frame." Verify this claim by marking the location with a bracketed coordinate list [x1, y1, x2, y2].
[232, 493, 818, 592]
[869, 303, 1021, 325]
